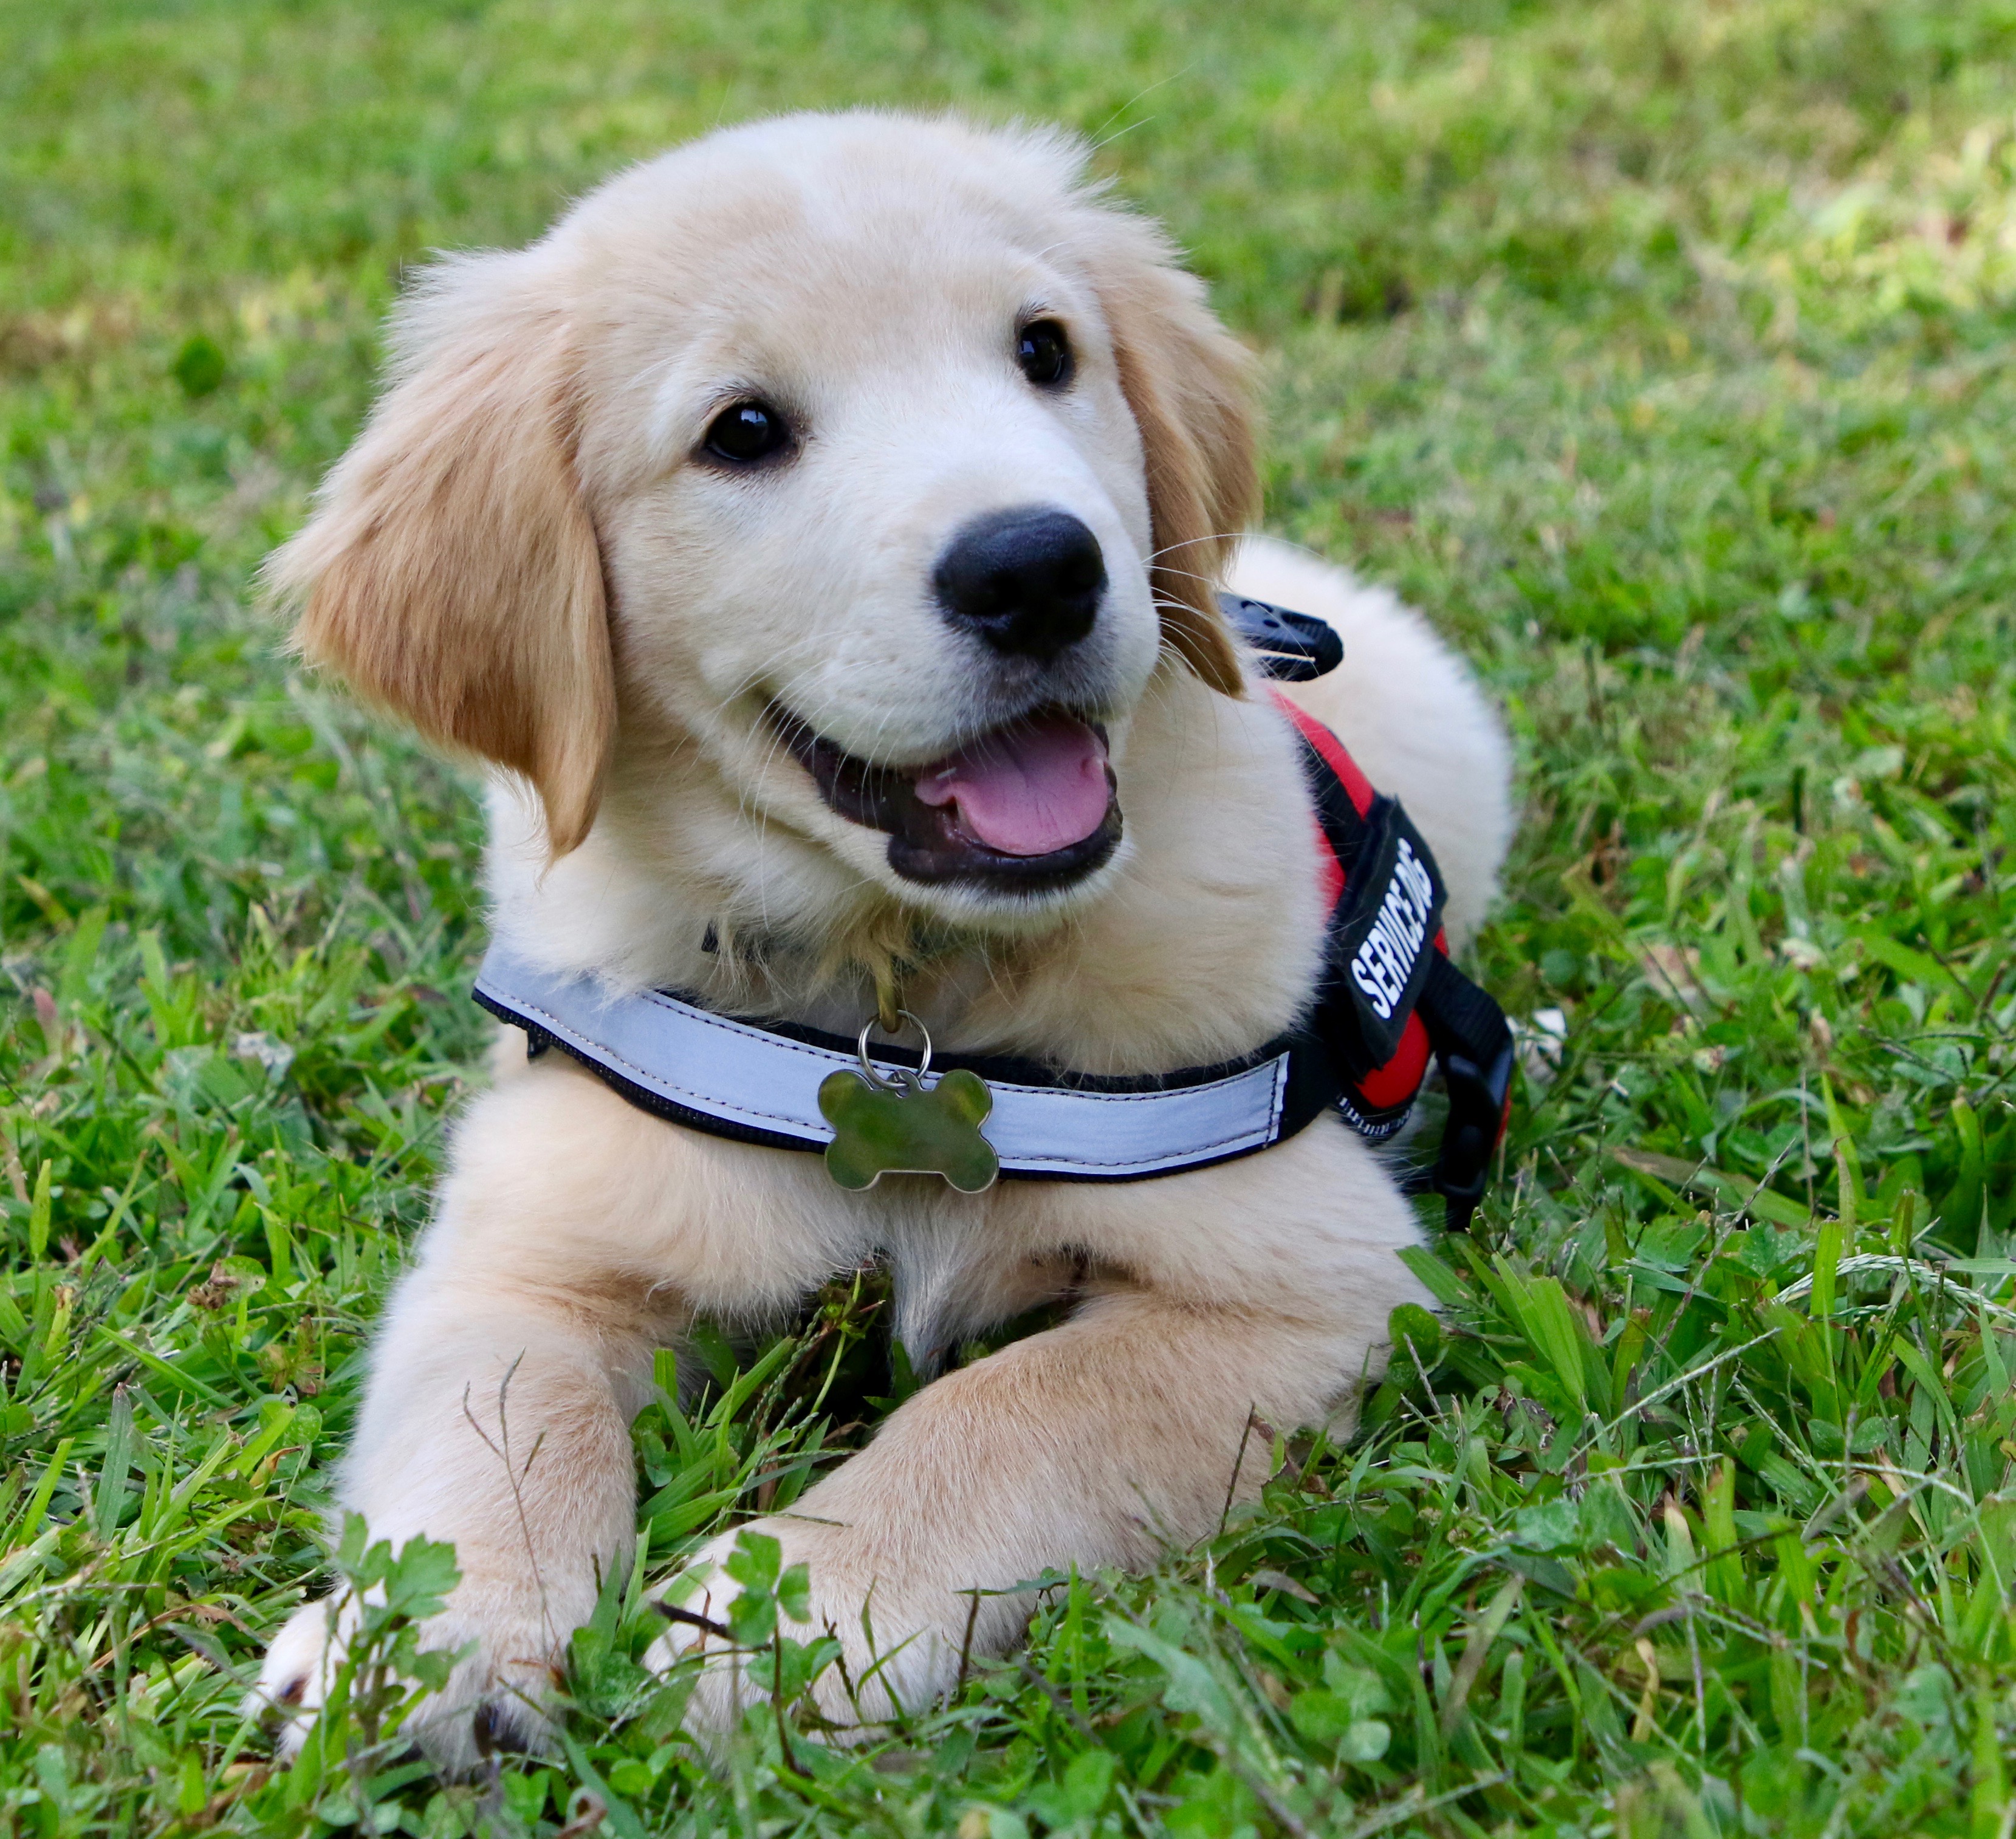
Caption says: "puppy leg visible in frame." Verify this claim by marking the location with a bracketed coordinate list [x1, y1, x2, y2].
[255, 1059, 859, 1770]
[256, 1237, 663, 1769]
[650, 1282, 1380, 1732]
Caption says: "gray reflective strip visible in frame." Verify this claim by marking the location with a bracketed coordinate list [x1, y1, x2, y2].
[475, 947, 1288, 1179]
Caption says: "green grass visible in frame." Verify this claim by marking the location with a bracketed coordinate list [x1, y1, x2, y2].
[4, 0, 2016, 1831]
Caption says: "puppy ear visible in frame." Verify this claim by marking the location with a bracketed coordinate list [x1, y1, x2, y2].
[266, 252, 614, 857]
[1086, 214, 1258, 696]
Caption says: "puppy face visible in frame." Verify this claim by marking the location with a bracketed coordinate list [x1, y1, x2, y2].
[271, 114, 1256, 932]
[578, 137, 1167, 904]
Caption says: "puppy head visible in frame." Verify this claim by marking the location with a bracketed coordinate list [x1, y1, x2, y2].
[270, 113, 1255, 929]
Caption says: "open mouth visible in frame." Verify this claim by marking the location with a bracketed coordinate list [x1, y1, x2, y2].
[773, 705, 1122, 892]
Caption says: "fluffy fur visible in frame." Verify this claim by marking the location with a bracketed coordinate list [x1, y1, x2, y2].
[256, 111, 1514, 1765]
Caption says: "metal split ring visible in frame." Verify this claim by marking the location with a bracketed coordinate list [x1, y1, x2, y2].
[856, 1008, 931, 1088]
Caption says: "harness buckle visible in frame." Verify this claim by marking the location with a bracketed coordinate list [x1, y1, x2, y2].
[1430, 1038, 1514, 1232]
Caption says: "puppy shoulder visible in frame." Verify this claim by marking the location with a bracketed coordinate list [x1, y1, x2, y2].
[1227, 537, 1514, 949]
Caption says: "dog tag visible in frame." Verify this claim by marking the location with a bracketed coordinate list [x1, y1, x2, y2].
[818, 1013, 999, 1192]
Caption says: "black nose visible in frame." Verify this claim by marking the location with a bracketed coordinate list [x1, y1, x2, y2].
[933, 507, 1106, 664]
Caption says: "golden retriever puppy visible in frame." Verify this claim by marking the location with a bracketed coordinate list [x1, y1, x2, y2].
[256, 110, 1513, 1764]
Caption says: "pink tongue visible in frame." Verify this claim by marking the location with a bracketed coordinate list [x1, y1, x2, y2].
[914, 715, 1111, 856]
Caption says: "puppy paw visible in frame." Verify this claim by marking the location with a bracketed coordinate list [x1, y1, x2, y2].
[253, 1586, 562, 1774]
[255, 1594, 357, 1757]
[643, 1519, 969, 1738]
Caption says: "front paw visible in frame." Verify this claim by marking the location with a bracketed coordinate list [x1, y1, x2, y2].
[645, 1519, 973, 1738]
[254, 1584, 562, 1773]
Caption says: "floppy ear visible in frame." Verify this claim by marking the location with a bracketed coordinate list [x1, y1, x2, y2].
[266, 252, 615, 857]
[1085, 213, 1258, 696]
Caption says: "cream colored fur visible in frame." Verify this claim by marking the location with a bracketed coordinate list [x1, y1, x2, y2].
[255, 111, 1514, 1767]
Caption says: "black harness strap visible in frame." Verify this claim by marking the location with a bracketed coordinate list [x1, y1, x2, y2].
[1413, 954, 1519, 1228]
[1277, 696, 1515, 1232]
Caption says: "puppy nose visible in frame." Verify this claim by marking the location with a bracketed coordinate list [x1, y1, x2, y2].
[933, 507, 1106, 664]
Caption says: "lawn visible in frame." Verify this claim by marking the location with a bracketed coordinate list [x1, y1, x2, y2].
[4, 1, 2016, 1832]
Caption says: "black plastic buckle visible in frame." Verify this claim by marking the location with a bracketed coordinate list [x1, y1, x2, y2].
[1218, 593, 1345, 682]
[1431, 1039, 1514, 1232]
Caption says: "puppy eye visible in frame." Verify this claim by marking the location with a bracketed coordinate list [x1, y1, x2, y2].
[1015, 320, 1073, 389]
[703, 400, 790, 464]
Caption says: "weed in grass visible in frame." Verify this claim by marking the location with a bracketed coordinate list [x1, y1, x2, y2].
[4, 1, 2016, 1833]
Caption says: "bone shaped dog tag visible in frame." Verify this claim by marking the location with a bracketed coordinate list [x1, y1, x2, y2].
[817, 1065, 999, 1192]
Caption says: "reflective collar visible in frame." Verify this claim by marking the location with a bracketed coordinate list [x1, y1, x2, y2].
[473, 947, 1342, 1183]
